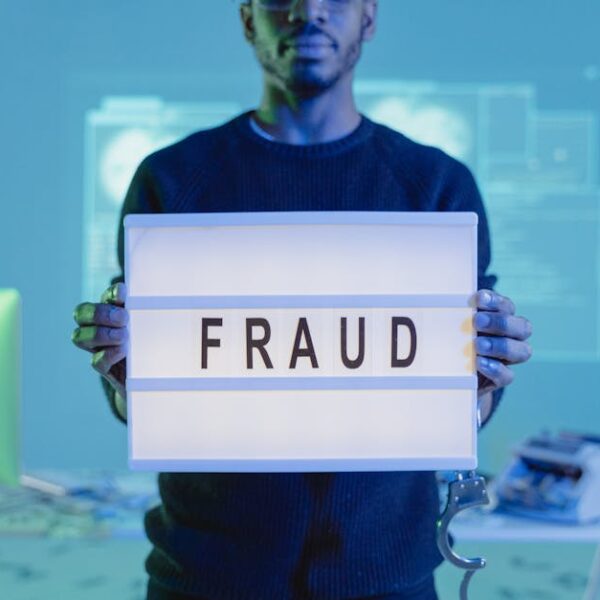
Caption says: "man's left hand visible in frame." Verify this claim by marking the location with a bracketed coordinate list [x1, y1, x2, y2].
[474, 289, 533, 396]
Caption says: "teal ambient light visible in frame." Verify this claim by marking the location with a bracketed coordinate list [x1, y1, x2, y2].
[0, 289, 21, 486]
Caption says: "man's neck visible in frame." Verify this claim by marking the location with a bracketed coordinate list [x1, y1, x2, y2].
[254, 75, 361, 145]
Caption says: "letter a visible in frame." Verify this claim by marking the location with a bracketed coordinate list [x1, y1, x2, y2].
[289, 318, 319, 369]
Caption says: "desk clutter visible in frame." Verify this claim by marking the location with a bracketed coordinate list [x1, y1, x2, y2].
[1, 468, 597, 600]
[0, 470, 158, 538]
[2, 431, 599, 541]
[1, 463, 598, 599]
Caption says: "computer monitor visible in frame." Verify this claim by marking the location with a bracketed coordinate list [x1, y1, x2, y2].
[0, 289, 21, 486]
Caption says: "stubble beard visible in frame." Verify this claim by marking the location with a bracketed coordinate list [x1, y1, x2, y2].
[255, 35, 363, 98]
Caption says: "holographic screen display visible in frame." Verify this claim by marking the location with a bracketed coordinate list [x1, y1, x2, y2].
[83, 97, 241, 301]
[83, 82, 599, 362]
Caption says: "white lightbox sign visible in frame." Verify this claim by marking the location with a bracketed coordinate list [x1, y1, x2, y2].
[125, 212, 479, 472]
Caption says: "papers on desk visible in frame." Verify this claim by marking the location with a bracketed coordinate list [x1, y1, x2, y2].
[0, 470, 158, 538]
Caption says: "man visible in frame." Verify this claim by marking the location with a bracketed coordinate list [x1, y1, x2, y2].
[72, 0, 533, 598]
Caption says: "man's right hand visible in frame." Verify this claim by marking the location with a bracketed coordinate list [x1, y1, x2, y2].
[72, 283, 128, 405]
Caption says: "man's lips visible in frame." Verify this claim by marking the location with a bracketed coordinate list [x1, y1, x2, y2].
[283, 36, 336, 58]
[284, 35, 336, 49]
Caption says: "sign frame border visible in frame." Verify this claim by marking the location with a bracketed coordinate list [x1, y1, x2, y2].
[124, 211, 479, 472]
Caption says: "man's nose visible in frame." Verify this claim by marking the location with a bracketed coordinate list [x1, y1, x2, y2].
[288, 0, 328, 22]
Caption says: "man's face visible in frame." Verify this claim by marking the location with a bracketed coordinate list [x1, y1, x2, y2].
[241, 0, 377, 97]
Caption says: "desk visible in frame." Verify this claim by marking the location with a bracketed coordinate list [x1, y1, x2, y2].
[449, 510, 600, 600]
[2, 472, 598, 598]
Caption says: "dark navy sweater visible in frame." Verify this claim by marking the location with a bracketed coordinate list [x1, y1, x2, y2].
[104, 111, 502, 599]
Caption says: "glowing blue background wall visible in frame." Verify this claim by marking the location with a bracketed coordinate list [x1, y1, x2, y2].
[0, 0, 598, 472]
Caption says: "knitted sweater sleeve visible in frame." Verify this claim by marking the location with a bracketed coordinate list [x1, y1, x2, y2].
[437, 157, 504, 430]
[101, 157, 163, 425]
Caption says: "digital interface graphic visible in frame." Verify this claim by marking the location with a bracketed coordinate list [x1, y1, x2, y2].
[83, 97, 241, 301]
[83, 82, 599, 361]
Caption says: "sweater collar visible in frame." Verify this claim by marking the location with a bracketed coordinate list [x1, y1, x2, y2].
[233, 110, 375, 158]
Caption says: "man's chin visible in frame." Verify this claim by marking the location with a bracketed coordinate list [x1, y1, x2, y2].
[260, 57, 341, 98]
[285, 70, 339, 97]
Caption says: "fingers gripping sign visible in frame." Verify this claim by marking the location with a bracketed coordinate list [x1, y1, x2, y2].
[474, 289, 533, 396]
[100, 282, 127, 306]
[72, 283, 129, 401]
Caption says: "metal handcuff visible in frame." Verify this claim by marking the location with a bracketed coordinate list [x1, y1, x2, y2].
[436, 404, 490, 599]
